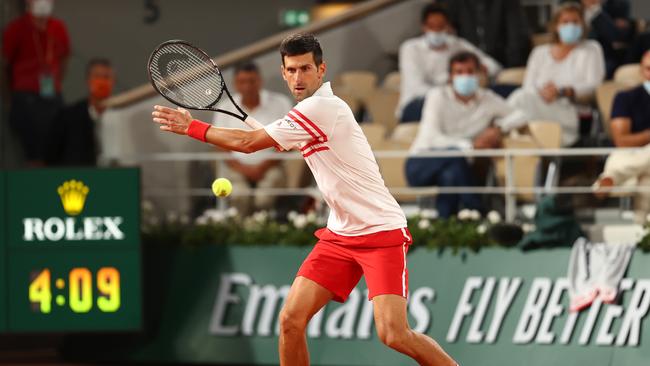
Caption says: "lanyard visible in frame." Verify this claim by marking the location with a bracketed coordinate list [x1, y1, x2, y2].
[31, 20, 54, 72]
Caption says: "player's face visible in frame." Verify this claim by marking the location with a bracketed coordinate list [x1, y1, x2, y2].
[281, 53, 326, 102]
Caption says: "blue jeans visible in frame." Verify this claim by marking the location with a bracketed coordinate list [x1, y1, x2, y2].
[405, 155, 482, 218]
[399, 97, 425, 123]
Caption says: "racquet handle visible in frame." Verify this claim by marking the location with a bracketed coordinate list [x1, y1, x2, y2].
[243, 115, 265, 130]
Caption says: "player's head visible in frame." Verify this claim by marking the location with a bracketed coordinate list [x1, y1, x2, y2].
[233, 61, 262, 100]
[280, 33, 326, 102]
[86, 58, 114, 101]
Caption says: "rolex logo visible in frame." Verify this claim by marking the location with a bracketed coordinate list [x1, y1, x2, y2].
[57, 180, 90, 216]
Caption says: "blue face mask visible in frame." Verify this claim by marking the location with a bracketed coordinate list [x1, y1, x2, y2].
[644, 81, 650, 95]
[452, 75, 479, 96]
[558, 23, 583, 44]
[425, 31, 447, 48]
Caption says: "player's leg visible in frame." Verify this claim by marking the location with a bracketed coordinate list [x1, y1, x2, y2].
[373, 294, 457, 366]
[279, 242, 362, 366]
[279, 276, 333, 366]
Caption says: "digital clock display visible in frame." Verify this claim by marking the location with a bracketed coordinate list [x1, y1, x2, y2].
[0, 168, 142, 332]
[30, 267, 121, 314]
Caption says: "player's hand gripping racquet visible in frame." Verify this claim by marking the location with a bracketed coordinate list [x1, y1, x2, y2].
[147, 40, 264, 130]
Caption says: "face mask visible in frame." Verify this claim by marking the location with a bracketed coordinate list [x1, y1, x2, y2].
[425, 31, 447, 48]
[644, 81, 650, 95]
[558, 23, 583, 45]
[89, 78, 113, 100]
[31, 0, 53, 17]
[452, 75, 479, 96]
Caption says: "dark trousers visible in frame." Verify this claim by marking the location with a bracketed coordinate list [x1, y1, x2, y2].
[399, 97, 425, 123]
[8, 92, 63, 162]
[405, 155, 482, 218]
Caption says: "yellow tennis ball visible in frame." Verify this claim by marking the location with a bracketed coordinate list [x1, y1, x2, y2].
[212, 178, 232, 197]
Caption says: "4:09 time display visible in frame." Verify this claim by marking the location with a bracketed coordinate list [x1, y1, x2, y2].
[29, 267, 121, 313]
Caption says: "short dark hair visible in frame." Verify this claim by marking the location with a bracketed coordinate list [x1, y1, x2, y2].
[448, 51, 480, 73]
[421, 3, 448, 25]
[234, 61, 260, 75]
[86, 58, 112, 77]
[279, 33, 323, 66]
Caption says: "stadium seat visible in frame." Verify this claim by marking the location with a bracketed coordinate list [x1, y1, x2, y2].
[376, 140, 416, 202]
[613, 63, 642, 86]
[494, 121, 562, 202]
[595, 81, 629, 137]
[335, 70, 378, 103]
[381, 71, 401, 92]
[496, 67, 526, 86]
[364, 89, 400, 134]
[389, 123, 419, 145]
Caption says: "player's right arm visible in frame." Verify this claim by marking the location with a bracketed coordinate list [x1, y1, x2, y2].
[152, 105, 277, 153]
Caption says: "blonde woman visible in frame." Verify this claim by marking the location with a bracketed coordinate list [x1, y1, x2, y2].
[508, 2, 605, 147]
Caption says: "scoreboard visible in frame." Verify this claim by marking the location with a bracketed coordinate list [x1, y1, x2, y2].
[0, 168, 142, 332]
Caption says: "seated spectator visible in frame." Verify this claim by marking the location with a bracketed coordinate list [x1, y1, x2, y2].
[441, 0, 531, 67]
[47, 58, 114, 166]
[2, 0, 70, 167]
[508, 2, 605, 147]
[398, 3, 501, 122]
[405, 51, 527, 218]
[609, 50, 650, 147]
[594, 50, 650, 221]
[212, 61, 293, 215]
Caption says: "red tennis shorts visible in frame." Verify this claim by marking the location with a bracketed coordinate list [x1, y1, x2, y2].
[296, 227, 412, 302]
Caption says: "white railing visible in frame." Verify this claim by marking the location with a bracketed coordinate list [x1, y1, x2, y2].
[124, 147, 648, 221]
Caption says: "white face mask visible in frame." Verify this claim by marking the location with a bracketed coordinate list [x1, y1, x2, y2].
[31, 0, 54, 18]
[425, 31, 448, 48]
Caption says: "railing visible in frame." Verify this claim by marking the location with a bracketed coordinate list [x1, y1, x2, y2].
[123, 147, 648, 221]
[104, 0, 409, 109]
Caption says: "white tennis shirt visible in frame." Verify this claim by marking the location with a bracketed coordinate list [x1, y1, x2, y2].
[265, 82, 407, 236]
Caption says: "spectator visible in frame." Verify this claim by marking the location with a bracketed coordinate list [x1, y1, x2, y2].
[441, 0, 531, 67]
[593, 50, 650, 220]
[609, 50, 650, 148]
[47, 58, 114, 166]
[2, 0, 70, 167]
[397, 3, 501, 122]
[581, 0, 634, 78]
[626, 31, 650, 63]
[405, 51, 527, 218]
[507, 2, 605, 147]
[212, 62, 293, 215]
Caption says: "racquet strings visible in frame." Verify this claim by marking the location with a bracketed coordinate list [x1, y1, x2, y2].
[149, 42, 224, 108]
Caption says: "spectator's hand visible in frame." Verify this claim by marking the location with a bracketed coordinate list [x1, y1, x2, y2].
[152, 105, 193, 135]
[539, 82, 559, 103]
[473, 127, 502, 149]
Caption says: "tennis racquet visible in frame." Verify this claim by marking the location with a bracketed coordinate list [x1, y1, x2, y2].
[147, 40, 264, 130]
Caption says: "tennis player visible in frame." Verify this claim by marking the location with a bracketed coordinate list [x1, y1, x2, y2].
[152, 33, 457, 366]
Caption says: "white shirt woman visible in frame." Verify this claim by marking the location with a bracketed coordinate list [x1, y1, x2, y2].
[507, 3, 605, 147]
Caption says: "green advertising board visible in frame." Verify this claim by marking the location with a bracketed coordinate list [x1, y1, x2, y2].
[0, 172, 6, 332]
[0, 168, 141, 333]
[102, 245, 649, 366]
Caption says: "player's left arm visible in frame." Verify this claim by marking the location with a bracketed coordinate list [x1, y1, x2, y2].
[152, 105, 277, 153]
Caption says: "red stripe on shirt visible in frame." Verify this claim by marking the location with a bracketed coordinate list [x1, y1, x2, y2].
[287, 111, 319, 141]
[291, 109, 328, 142]
[302, 146, 330, 158]
[300, 140, 324, 151]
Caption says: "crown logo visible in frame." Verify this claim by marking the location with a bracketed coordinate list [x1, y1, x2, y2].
[57, 180, 90, 216]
